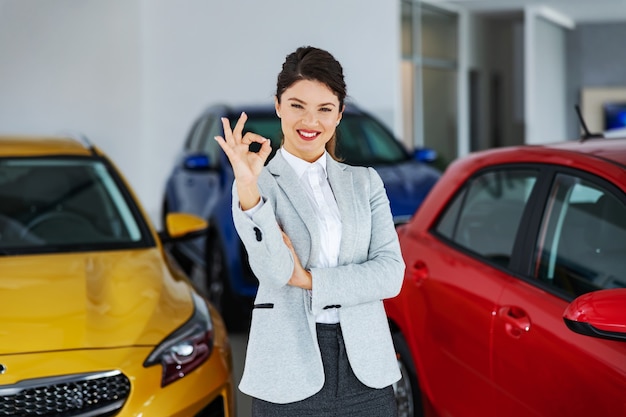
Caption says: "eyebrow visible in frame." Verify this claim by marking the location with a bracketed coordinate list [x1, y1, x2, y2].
[287, 97, 337, 107]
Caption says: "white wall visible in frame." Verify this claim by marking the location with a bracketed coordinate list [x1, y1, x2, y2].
[0, 0, 400, 223]
[524, 7, 572, 144]
[0, 0, 143, 185]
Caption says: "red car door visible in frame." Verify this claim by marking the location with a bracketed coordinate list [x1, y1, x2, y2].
[493, 279, 626, 416]
[492, 171, 626, 416]
[400, 233, 502, 416]
[400, 168, 541, 416]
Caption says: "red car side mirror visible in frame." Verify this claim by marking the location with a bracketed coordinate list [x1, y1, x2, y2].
[563, 288, 626, 342]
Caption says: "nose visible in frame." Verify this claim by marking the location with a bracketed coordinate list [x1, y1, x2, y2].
[302, 110, 318, 126]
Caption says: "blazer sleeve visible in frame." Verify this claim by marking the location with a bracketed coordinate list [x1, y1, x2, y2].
[231, 181, 295, 289]
[309, 168, 405, 315]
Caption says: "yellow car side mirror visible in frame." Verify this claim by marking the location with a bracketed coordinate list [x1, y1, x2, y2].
[161, 212, 207, 242]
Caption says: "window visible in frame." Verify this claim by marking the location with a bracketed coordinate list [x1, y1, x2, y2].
[223, 112, 411, 167]
[225, 114, 283, 164]
[0, 157, 149, 252]
[336, 115, 409, 166]
[436, 169, 538, 267]
[185, 116, 211, 151]
[401, 0, 458, 169]
[533, 173, 626, 297]
[199, 117, 225, 169]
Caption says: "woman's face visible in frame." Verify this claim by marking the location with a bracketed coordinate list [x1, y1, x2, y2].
[275, 79, 343, 162]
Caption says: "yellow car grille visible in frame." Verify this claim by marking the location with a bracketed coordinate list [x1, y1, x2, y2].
[0, 370, 130, 417]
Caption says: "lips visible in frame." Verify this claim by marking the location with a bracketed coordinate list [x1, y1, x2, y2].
[297, 129, 320, 141]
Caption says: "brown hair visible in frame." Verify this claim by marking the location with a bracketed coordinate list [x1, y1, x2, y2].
[276, 46, 346, 159]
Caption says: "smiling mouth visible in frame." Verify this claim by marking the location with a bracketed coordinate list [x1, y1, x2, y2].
[298, 130, 320, 141]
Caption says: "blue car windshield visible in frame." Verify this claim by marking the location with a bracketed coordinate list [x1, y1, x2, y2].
[336, 114, 410, 166]
[232, 113, 410, 166]
[0, 157, 152, 254]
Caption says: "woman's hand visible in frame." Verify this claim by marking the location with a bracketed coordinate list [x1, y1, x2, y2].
[281, 231, 312, 290]
[214, 112, 272, 209]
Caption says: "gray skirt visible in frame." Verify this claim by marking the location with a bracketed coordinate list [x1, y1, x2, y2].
[251, 323, 398, 417]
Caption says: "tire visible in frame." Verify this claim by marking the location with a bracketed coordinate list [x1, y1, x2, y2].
[392, 332, 424, 417]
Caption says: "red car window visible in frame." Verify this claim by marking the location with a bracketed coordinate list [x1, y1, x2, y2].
[533, 173, 626, 297]
[436, 168, 538, 267]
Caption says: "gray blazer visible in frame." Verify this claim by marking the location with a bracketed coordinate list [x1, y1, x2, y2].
[232, 151, 405, 404]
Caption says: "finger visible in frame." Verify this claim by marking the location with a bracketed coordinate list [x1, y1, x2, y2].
[243, 132, 268, 144]
[220, 117, 235, 145]
[214, 135, 236, 159]
[257, 137, 273, 159]
[232, 112, 248, 142]
[242, 132, 269, 149]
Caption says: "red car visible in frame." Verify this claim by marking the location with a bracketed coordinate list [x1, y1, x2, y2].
[386, 137, 626, 417]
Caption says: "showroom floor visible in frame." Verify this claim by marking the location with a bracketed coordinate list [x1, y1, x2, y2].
[230, 331, 253, 417]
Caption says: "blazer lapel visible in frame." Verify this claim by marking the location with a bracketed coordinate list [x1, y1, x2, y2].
[326, 155, 357, 265]
[267, 152, 320, 265]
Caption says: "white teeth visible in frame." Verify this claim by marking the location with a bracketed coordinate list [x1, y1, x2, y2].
[299, 131, 317, 138]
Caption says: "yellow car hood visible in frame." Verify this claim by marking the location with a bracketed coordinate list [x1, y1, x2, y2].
[0, 248, 193, 355]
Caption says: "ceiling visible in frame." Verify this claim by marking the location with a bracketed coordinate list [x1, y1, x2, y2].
[436, 0, 626, 23]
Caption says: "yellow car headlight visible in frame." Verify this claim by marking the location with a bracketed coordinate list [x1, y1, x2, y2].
[143, 292, 214, 387]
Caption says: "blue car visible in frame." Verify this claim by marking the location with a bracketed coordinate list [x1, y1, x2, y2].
[162, 103, 441, 330]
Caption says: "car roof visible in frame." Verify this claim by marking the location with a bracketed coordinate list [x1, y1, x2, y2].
[0, 135, 94, 157]
[546, 137, 626, 166]
[464, 137, 626, 169]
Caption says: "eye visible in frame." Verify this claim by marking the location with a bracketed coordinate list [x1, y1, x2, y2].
[290, 103, 303, 109]
[319, 107, 332, 113]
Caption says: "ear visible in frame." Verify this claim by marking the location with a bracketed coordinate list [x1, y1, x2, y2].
[274, 96, 281, 118]
[336, 104, 345, 125]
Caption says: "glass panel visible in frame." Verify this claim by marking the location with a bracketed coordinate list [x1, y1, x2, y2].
[201, 118, 232, 168]
[436, 169, 538, 267]
[435, 186, 466, 239]
[336, 114, 409, 166]
[228, 115, 283, 148]
[0, 158, 148, 252]
[400, 1, 458, 158]
[228, 114, 284, 163]
[423, 66, 457, 169]
[185, 116, 210, 151]
[421, 4, 458, 62]
[401, 0, 414, 58]
[533, 174, 626, 297]
[401, 61, 416, 149]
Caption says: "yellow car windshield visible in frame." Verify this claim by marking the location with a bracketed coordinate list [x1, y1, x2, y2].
[0, 157, 152, 254]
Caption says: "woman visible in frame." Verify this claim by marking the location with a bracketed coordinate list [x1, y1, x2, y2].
[214, 46, 404, 416]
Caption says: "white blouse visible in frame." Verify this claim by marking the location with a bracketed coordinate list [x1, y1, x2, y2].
[245, 148, 343, 324]
[281, 148, 342, 323]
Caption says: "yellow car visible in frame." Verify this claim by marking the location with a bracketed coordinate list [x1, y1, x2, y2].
[0, 136, 235, 416]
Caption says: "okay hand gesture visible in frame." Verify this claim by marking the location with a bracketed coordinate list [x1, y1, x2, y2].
[214, 112, 272, 185]
[214, 112, 273, 209]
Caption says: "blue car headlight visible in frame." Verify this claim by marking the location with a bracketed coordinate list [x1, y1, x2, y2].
[143, 292, 214, 387]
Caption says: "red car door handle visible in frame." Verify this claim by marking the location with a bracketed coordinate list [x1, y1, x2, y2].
[499, 306, 531, 338]
[408, 260, 429, 285]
